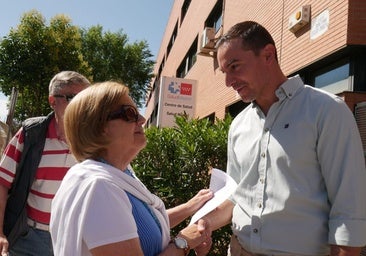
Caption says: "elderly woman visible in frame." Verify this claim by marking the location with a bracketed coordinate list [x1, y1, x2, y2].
[50, 81, 213, 256]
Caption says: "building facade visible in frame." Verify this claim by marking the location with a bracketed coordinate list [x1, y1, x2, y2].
[144, 0, 366, 145]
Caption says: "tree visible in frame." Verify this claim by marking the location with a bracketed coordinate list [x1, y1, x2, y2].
[0, 10, 90, 122]
[0, 11, 155, 122]
[80, 26, 154, 108]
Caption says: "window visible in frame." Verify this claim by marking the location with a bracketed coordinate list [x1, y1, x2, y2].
[181, 0, 192, 24]
[176, 37, 198, 78]
[205, 0, 223, 32]
[202, 113, 215, 123]
[312, 59, 350, 94]
[226, 100, 248, 118]
[146, 103, 159, 128]
[167, 22, 178, 57]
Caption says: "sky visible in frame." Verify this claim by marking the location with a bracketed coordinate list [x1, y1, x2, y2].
[0, 0, 174, 122]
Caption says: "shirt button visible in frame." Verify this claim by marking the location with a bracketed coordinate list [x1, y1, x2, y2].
[253, 228, 258, 233]
[259, 177, 264, 184]
[257, 202, 262, 208]
[264, 128, 269, 132]
[261, 153, 265, 158]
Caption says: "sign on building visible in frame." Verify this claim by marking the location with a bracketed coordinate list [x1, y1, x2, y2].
[157, 76, 197, 127]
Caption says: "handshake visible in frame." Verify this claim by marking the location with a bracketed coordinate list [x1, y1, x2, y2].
[174, 218, 212, 256]
[167, 169, 237, 256]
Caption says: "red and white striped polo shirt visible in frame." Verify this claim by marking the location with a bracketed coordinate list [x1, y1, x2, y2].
[0, 117, 77, 224]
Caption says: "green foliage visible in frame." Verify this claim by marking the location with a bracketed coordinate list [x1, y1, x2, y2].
[132, 114, 233, 255]
[0, 11, 90, 121]
[0, 11, 155, 122]
[80, 26, 154, 108]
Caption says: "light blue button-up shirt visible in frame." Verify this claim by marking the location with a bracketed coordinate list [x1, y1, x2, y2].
[227, 75, 366, 255]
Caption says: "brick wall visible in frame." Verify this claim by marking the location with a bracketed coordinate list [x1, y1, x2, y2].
[145, 0, 366, 121]
[339, 91, 366, 112]
[348, 0, 366, 45]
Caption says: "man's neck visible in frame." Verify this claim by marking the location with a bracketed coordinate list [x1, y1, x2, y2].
[54, 119, 66, 141]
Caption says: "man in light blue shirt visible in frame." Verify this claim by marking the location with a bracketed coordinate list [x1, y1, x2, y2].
[203, 21, 366, 256]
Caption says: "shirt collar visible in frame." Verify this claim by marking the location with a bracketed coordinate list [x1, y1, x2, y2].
[275, 75, 304, 101]
[251, 75, 304, 113]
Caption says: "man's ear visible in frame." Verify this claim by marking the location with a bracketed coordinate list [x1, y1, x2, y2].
[263, 44, 276, 62]
[49, 95, 56, 109]
[102, 125, 109, 137]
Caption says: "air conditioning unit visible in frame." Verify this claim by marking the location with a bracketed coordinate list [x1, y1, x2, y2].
[288, 5, 311, 33]
[200, 27, 216, 51]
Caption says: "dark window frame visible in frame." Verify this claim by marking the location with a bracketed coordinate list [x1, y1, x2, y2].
[204, 0, 224, 32]
[176, 36, 198, 78]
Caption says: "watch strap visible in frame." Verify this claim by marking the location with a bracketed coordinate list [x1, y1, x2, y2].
[171, 236, 190, 255]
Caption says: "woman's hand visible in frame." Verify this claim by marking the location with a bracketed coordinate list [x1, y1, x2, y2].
[185, 189, 213, 214]
[167, 189, 213, 228]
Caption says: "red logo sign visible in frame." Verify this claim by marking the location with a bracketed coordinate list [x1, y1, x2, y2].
[180, 83, 192, 95]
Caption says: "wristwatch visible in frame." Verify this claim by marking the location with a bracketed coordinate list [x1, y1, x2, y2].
[172, 236, 190, 255]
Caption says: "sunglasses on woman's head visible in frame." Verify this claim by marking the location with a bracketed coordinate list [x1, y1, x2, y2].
[107, 105, 139, 123]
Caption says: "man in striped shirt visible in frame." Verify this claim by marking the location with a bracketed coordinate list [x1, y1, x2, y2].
[0, 71, 90, 256]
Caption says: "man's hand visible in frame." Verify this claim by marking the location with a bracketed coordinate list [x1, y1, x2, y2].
[179, 219, 212, 250]
[194, 235, 212, 256]
[330, 244, 362, 256]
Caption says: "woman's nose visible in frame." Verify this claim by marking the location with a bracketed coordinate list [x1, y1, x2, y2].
[137, 114, 146, 124]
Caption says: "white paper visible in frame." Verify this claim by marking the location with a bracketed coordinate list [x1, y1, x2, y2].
[189, 168, 237, 225]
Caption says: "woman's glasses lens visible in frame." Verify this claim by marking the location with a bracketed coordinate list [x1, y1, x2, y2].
[107, 105, 139, 123]
[124, 107, 139, 122]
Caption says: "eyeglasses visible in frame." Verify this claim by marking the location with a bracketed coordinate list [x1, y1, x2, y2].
[53, 94, 76, 102]
[107, 105, 140, 123]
